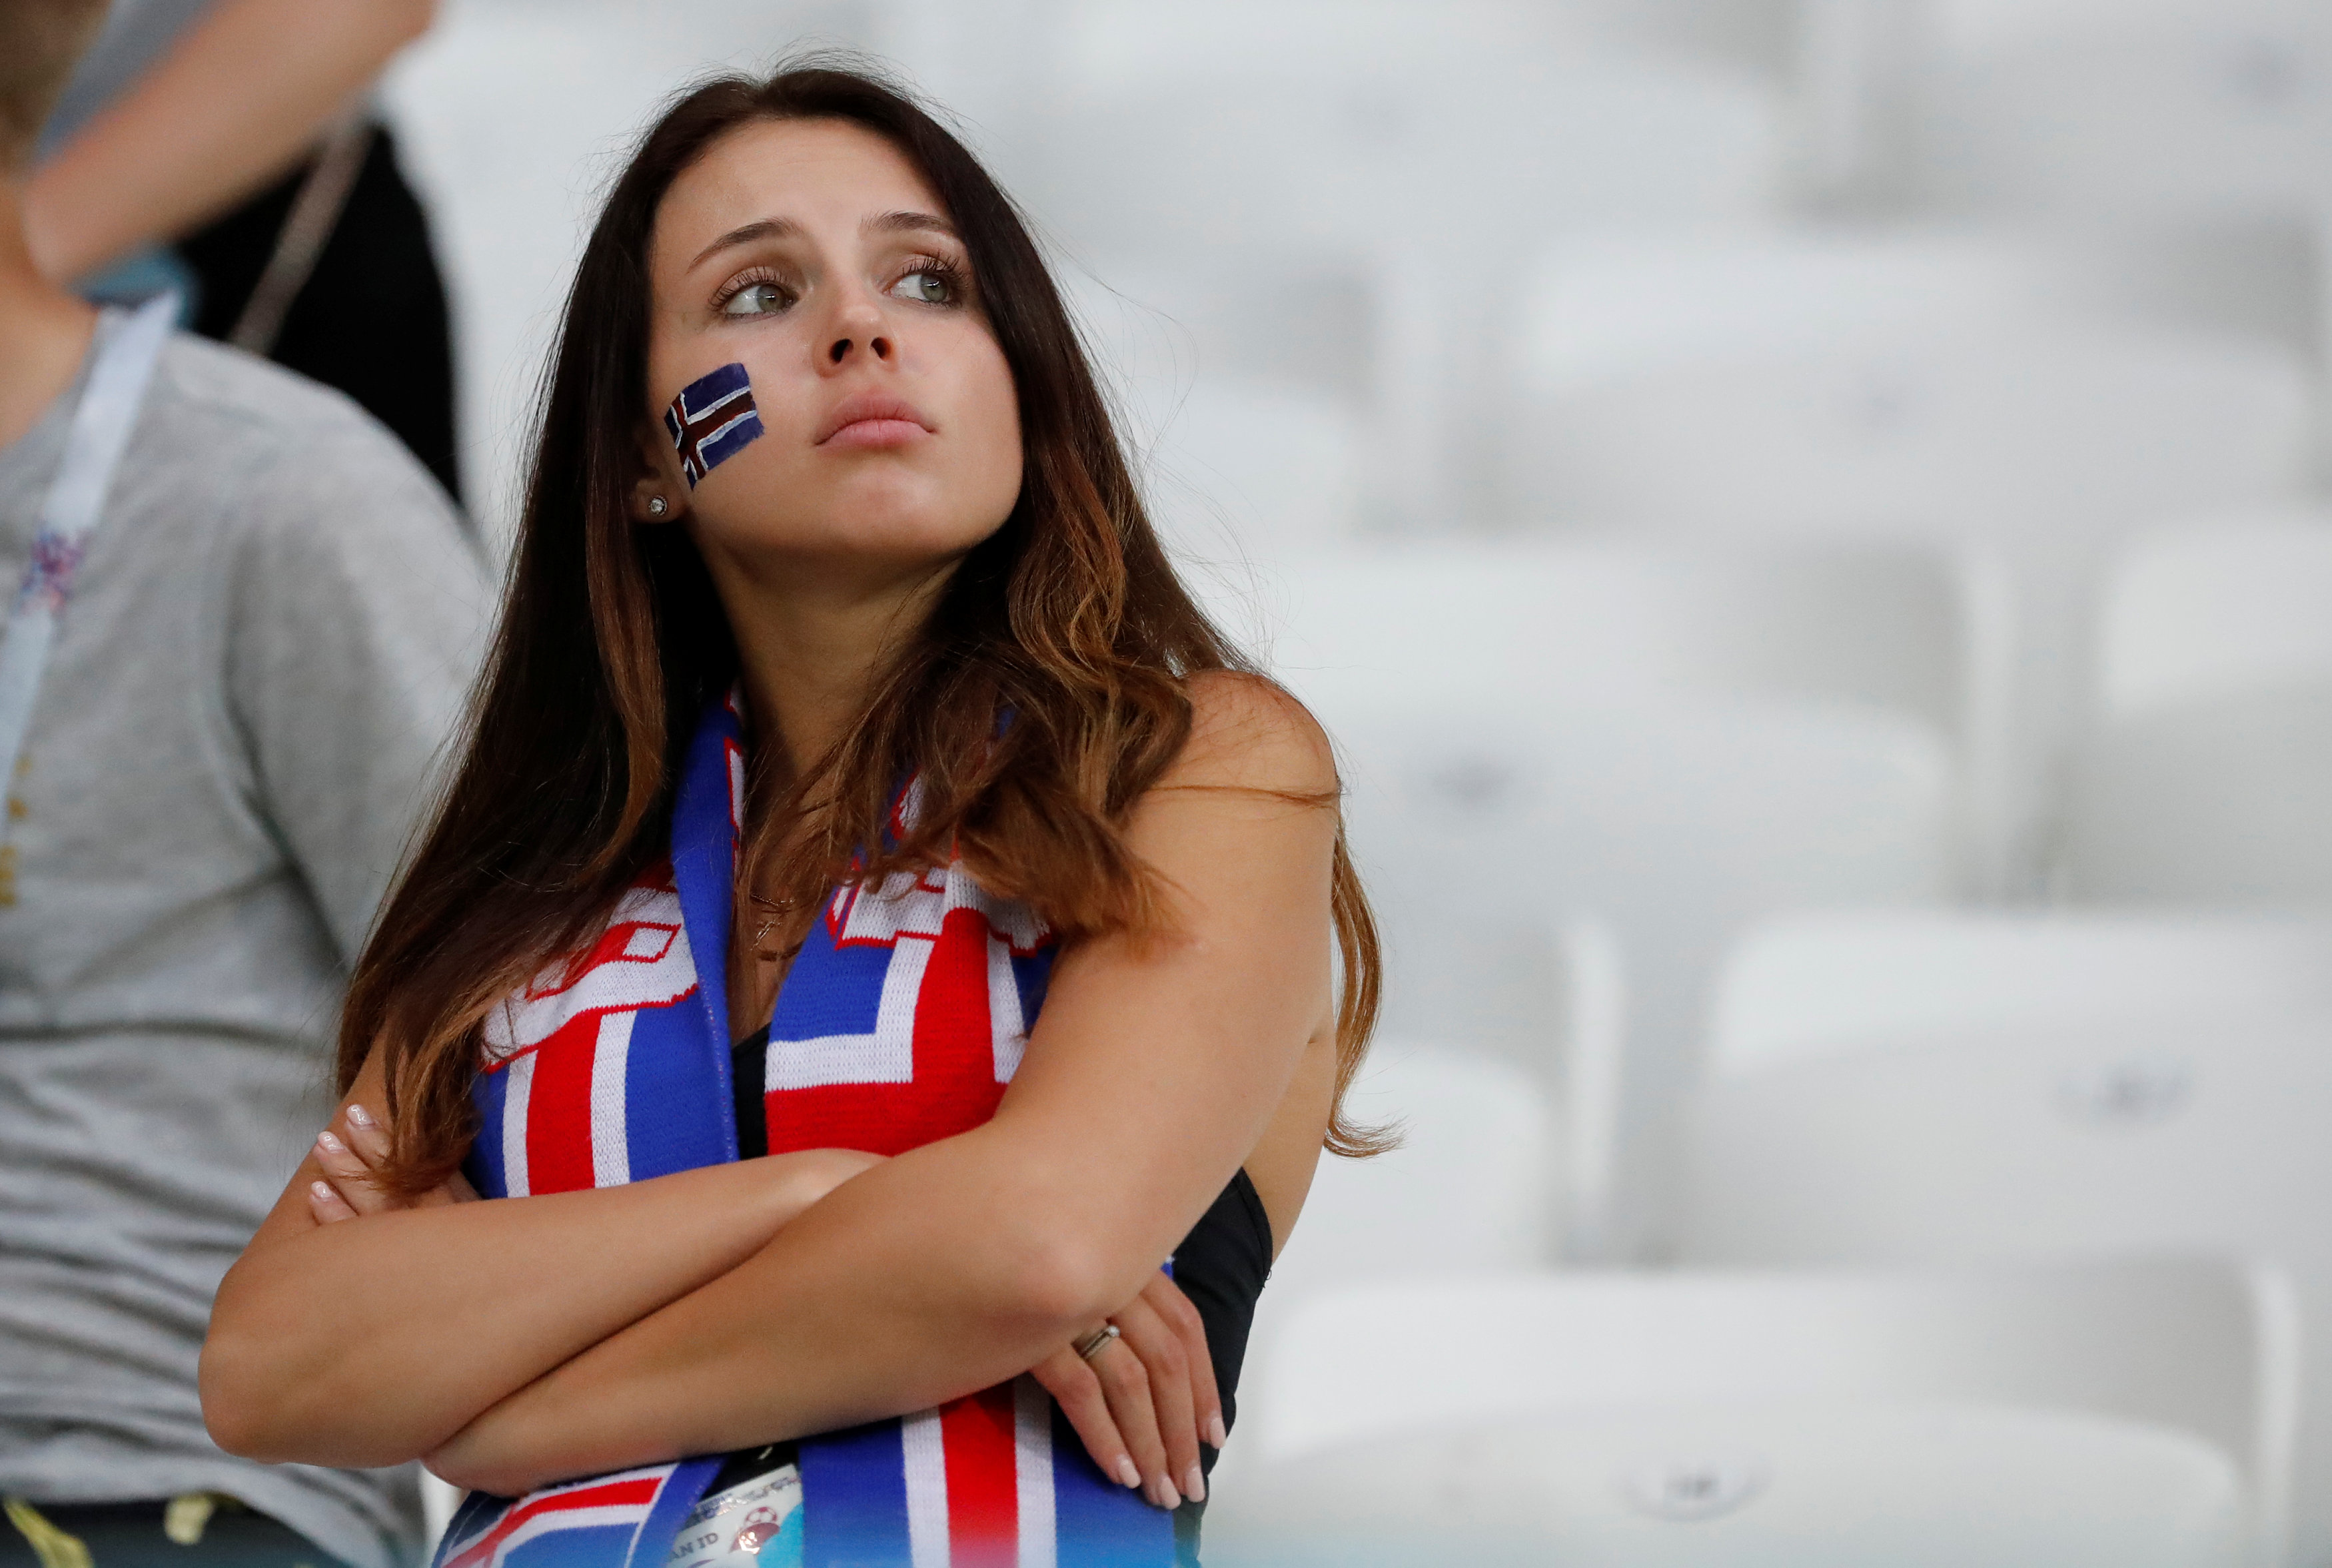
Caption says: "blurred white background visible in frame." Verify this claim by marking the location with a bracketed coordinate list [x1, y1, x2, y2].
[378, 3, 2332, 1561]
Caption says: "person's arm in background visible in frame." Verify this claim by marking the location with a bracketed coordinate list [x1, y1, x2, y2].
[23, 0, 437, 283]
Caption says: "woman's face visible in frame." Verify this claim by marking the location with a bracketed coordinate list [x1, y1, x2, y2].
[635, 117, 1023, 589]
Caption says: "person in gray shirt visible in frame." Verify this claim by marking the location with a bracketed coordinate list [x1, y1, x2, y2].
[0, 6, 491, 1565]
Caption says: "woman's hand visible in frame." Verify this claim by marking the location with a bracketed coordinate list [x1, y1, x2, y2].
[1031, 1272, 1223, 1513]
[308, 1102, 476, 1222]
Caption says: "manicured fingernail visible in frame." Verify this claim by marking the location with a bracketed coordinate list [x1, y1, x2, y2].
[345, 1104, 374, 1129]
[316, 1130, 345, 1154]
[1152, 1477, 1182, 1510]
[1184, 1467, 1205, 1503]
[1114, 1457, 1141, 1489]
[310, 1180, 334, 1203]
[1207, 1412, 1227, 1448]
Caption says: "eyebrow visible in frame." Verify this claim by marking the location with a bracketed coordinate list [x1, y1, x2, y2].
[688, 209, 961, 272]
[866, 209, 958, 240]
[690, 216, 803, 270]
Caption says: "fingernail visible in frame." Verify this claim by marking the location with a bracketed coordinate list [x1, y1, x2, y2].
[1153, 1477, 1183, 1510]
[310, 1180, 334, 1203]
[1207, 1412, 1227, 1449]
[1114, 1457, 1141, 1490]
[316, 1130, 345, 1154]
[1184, 1466, 1205, 1503]
[345, 1104, 375, 1129]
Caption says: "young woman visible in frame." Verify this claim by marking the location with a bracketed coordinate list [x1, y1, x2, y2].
[200, 63, 1379, 1568]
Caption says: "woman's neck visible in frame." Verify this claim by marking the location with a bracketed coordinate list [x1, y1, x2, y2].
[706, 546, 959, 779]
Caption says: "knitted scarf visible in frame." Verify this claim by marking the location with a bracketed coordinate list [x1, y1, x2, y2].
[432, 695, 1173, 1568]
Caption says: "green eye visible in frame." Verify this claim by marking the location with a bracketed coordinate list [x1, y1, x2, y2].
[891, 269, 953, 304]
[721, 281, 791, 316]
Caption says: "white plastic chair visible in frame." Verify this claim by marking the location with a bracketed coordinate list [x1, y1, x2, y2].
[1264, 1043, 1557, 1294]
[1680, 913, 2332, 1561]
[1048, 0, 1796, 89]
[1025, 51, 1780, 270]
[1510, 318, 2313, 895]
[1512, 322, 2313, 546]
[1524, 226, 2321, 390]
[1329, 697, 1953, 1261]
[2068, 689, 2332, 904]
[1221, 1044, 1561, 1498]
[1023, 45, 1783, 526]
[2068, 514, 2332, 903]
[1215, 1260, 2294, 1566]
[1211, 1403, 2247, 1567]
[1219, 540, 1974, 1252]
[1916, 0, 2332, 221]
[2093, 512, 2332, 721]
[1234, 538, 2003, 781]
[1706, 909, 2332, 1073]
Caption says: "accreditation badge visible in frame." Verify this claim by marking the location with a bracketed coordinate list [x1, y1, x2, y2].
[662, 1459, 804, 1567]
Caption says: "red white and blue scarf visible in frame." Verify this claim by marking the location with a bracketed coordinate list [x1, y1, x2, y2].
[433, 695, 1175, 1568]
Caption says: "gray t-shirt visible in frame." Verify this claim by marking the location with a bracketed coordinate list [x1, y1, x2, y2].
[0, 316, 491, 1568]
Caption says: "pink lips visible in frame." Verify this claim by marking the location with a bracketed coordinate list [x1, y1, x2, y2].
[816, 391, 933, 449]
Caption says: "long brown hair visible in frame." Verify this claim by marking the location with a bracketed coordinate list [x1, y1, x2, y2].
[342, 61, 1383, 1194]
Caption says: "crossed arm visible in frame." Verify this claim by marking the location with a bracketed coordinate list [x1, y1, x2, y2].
[200, 675, 1339, 1504]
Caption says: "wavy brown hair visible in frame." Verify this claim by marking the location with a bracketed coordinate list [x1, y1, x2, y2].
[341, 63, 1383, 1194]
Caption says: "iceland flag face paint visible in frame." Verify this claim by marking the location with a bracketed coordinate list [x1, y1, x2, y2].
[664, 362, 765, 488]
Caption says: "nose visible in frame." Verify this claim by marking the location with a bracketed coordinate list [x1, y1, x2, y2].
[823, 294, 893, 370]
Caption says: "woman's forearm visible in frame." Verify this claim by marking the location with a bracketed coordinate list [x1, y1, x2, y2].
[25, 0, 435, 280]
[203, 1152, 858, 1468]
[426, 1124, 1147, 1495]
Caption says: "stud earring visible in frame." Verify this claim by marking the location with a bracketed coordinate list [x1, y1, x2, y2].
[646, 495, 668, 517]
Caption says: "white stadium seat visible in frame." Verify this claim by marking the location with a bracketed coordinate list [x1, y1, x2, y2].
[1049, 0, 1795, 87]
[1916, 0, 2332, 220]
[1218, 1043, 1560, 1500]
[1512, 322, 2312, 546]
[1333, 698, 1951, 1260]
[2092, 512, 2332, 721]
[2069, 690, 2332, 905]
[1211, 1261, 2293, 1567]
[1706, 909, 2332, 1072]
[1226, 540, 1977, 1252]
[1263, 1042, 1559, 1302]
[1023, 52, 1780, 267]
[1209, 1407, 2245, 1568]
[1238, 539, 1998, 776]
[1679, 911, 2332, 1561]
[1022, 42, 1784, 526]
[1508, 301, 2315, 893]
[2069, 514, 2332, 903]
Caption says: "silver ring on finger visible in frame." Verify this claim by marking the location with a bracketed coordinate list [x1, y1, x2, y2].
[1075, 1323, 1122, 1362]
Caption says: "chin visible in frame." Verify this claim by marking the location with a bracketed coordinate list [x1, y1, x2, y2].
[796, 477, 1009, 557]
[715, 506, 997, 574]
[838, 508, 1004, 564]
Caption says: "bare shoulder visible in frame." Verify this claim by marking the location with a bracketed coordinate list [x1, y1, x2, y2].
[1164, 669, 1339, 797]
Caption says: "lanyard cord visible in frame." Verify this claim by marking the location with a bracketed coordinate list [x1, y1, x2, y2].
[0, 292, 177, 851]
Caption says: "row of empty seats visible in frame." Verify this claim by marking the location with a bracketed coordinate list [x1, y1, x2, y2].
[1232, 514, 2332, 901]
[1198, 525, 2332, 1262]
[1255, 912, 2332, 1560]
[1213, 1259, 2291, 1566]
